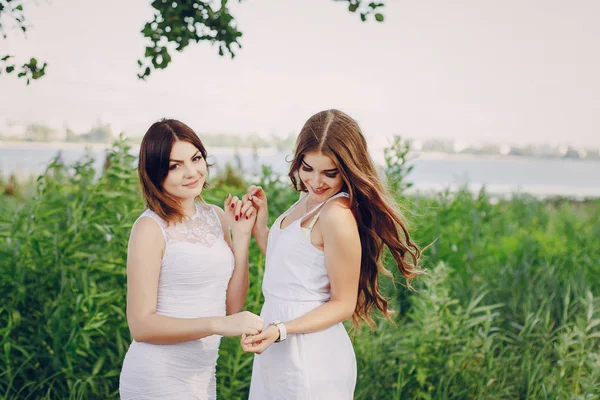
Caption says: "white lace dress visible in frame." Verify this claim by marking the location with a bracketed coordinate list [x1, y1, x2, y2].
[120, 203, 234, 400]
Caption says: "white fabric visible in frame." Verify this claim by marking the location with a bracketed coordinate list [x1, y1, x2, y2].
[120, 203, 234, 399]
[249, 192, 357, 400]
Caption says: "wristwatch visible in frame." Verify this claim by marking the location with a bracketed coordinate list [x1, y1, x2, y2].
[269, 321, 287, 343]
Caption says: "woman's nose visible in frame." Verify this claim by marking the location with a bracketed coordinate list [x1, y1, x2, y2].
[312, 172, 322, 186]
[183, 162, 195, 177]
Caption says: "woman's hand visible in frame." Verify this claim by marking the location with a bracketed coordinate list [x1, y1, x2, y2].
[240, 324, 280, 354]
[217, 311, 264, 337]
[246, 185, 269, 237]
[224, 193, 257, 236]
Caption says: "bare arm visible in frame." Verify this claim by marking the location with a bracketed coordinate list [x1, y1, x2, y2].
[284, 200, 360, 333]
[212, 203, 253, 315]
[242, 199, 361, 352]
[126, 217, 263, 345]
[247, 185, 269, 255]
[253, 225, 269, 256]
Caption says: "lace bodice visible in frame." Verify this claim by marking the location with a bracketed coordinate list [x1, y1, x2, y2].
[150, 203, 224, 247]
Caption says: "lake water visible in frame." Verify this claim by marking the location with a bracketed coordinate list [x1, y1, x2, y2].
[1, 143, 599, 198]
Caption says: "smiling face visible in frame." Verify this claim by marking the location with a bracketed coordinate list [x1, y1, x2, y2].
[162, 140, 207, 202]
[298, 151, 344, 202]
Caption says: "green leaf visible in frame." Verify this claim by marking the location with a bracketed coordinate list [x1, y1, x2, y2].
[84, 319, 107, 331]
[586, 318, 600, 332]
[375, 13, 384, 22]
[92, 355, 105, 375]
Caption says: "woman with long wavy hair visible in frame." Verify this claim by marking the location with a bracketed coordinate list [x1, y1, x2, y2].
[231, 109, 423, 399]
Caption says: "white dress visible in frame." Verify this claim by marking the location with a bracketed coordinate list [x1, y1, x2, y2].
[249, 192, 357, 400]
[120, 203, 234, 400]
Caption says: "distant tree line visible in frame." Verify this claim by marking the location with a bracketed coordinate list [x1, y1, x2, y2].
[0, 122, 114, 143]
[0, 123, 297, 151]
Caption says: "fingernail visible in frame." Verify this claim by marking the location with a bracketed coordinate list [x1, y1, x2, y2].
[246, 216, 249, 220]
[231, 203, 235, 208]
[227, 193, 231, 199]
[235, 216, 238, 221]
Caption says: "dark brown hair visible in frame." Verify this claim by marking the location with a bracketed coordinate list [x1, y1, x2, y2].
[138, 119, 209, 224]
[289, 109, 424, 327]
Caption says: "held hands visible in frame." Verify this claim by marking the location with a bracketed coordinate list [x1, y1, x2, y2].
[224, 186, 268, 237]
[240, 324, 280, 354]
[220, 311, 265, 337]
[224, 193, 256, 236]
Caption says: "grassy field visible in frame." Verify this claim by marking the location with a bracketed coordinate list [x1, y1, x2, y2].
[1, 138, 598, 399]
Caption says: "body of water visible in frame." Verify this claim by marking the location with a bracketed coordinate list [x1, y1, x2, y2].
[1, 143, 599, 198]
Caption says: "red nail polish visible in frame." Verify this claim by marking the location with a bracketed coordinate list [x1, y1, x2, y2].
[231, 203, 235, 208]
[246, 216, 249, 220]
[235, 216, 238, 221]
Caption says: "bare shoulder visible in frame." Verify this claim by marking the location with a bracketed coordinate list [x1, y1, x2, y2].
[129, 216, 165, 253]
[131, 216, 163, 241]
[319, 196, 356, 230]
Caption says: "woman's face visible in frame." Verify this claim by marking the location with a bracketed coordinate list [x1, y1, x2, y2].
[298, 151, 344, 203]
[162, 140, 207, 202]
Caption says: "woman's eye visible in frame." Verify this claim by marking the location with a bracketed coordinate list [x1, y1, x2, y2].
[325, 173, 338, 179]
[193, 156, 202, 162]
[301, 166, 312, 172]
[169, 164, 179, 170]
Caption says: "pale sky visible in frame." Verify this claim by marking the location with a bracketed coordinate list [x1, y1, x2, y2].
[1, 0, 599, 148]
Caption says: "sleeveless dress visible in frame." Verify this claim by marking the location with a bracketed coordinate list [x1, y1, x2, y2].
[249, 192, 357, 400]
[119, 203, 234, 400]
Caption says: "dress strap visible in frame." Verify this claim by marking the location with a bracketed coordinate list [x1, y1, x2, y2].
[306, 192, 350, 231]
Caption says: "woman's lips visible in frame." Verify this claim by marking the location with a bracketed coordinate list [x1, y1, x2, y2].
[311, 186, 328, 195]
[184, 178, 201, 188]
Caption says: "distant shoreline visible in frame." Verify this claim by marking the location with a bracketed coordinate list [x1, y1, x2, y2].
[2, 140, 600, 163]
[0, 140, 287, 157]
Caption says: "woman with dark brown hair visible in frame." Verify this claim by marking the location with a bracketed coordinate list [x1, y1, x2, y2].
[235, 109, 423, 399]
[119, 119, 263, 399]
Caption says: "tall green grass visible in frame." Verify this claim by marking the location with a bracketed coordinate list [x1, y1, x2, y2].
[0, 139, 598, 399]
